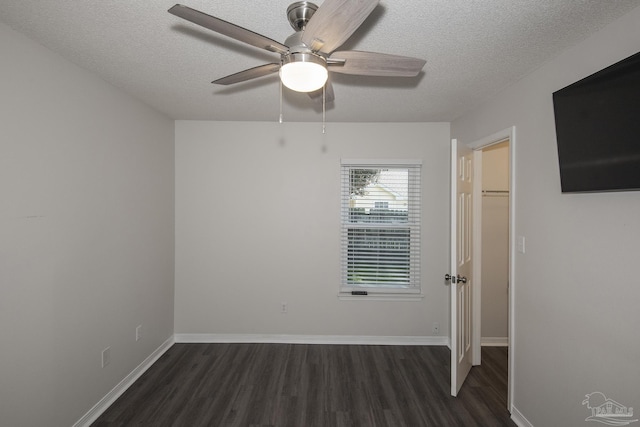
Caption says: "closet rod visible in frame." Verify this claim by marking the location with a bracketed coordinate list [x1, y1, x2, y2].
[482, 190, 509, 197]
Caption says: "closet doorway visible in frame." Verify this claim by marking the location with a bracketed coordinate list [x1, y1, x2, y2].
[468, 127, 515, 412]
[480, 141, 510, 347]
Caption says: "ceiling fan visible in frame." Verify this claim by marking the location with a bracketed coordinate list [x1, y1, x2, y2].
[168, 0, 426, 103]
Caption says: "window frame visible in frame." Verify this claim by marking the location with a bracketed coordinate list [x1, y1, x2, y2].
[339, 159, 423, 300]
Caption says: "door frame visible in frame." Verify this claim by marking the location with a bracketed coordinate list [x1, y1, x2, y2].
[466, 126, 516, 412]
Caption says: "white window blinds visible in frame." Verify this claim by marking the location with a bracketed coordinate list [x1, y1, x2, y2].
[340, 161, 422, 293]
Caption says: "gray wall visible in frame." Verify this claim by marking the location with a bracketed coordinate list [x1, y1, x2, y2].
[175, 121, 451, 338]
[452, 6, 640, 426]
[0, 23, 175, 427]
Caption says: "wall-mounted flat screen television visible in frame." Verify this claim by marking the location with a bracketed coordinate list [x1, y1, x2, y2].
[552, 51, 640, 193]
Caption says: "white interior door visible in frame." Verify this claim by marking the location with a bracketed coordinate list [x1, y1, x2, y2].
[449, 138, 474, 396]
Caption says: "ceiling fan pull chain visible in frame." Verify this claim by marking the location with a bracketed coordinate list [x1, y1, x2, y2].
[279, 78, 284, 124]
[322, 84, 326, 134]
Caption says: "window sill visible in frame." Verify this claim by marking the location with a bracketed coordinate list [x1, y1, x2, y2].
[338, 293, 425, 302]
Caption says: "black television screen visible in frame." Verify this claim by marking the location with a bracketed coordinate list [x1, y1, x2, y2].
[552, 51, 640, 193]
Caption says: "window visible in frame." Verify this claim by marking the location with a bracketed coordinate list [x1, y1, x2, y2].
[374, 201, 389, 209]
[340, 160, 422, 296]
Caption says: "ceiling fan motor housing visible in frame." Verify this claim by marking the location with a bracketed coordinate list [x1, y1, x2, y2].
[282, 51, 326, 69]
[284, 31, 324, 57]
[282, 31, 328, 71]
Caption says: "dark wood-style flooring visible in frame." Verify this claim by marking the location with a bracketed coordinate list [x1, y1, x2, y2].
[92, 344, 515, 427]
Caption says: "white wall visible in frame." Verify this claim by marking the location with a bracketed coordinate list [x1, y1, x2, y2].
[481, 142, 509, 340]
[175, 121, 450, 338]
[0, 23, 175, 427]
[452, 6, 640, 426]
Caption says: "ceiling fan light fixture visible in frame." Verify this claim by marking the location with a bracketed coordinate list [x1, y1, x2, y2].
[280, 53, 328, 92]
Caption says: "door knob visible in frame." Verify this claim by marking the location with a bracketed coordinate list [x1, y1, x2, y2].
[444, 274, 457, 283]
[457, 275, 468, 283]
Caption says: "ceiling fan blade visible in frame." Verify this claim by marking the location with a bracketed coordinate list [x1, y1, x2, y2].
[301, 0, 379, 54]
[168, 4, 288, 54]
[308, 81, 335, 104]
[212, 63, 281, 85]
[328, 51, 426, 77]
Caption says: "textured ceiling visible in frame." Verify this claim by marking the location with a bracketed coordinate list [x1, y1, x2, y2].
[1, 0, 638, 122]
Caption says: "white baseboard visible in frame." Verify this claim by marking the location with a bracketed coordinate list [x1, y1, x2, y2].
[511, 405, 535, 427]
[481, 336, 509, 347]
[174, 333, 449, 346]
[73, 336, 175, 427]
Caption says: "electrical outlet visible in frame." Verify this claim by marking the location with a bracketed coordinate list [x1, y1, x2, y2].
[432, 322, 440, 336]
[136, 325, 142, 342]
[281, 302, 288, 314]
[102, 347, 111, 368]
